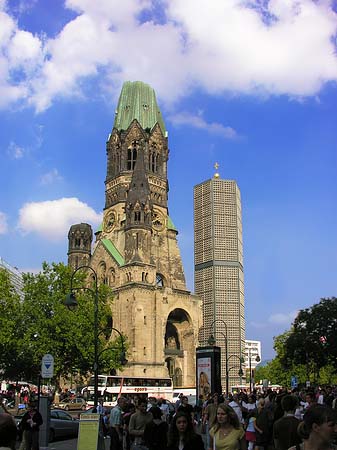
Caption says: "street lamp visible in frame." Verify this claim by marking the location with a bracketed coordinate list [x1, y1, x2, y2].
[227, 354, 245, 380]
[247, 350, 260, 392]
[65, 266, 127, 409]
[64, 265, 100, 409]
[207, 319, 229, 396]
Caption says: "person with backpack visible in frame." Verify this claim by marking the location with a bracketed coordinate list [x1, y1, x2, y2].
[144, 406, 168, 450]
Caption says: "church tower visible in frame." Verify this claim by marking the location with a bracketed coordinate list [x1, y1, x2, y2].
[69, 81, 201, 386]
[67, 223, 93, 269]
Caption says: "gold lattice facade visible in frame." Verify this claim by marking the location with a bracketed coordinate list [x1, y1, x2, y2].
[194, 176, 246, 391]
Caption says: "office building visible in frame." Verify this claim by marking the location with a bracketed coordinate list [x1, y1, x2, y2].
[0, 256, 24, 299]
[194, 166, 246, 391]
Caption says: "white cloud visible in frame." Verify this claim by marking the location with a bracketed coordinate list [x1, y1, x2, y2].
[39, 169, 63, 185]
[168, 111, 238, 139]
[0, 211, 8, 234]
[268, 310, 298, 325]
[17, 197, 102, 240]
[7, 140, 25, 159]
[0, 3, 43, 108]
[0, 0, 337, 110]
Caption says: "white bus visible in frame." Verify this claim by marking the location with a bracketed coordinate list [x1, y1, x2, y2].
[85, 375, 174, 407]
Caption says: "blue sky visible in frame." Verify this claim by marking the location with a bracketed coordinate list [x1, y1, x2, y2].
[0, 0, 337, 360]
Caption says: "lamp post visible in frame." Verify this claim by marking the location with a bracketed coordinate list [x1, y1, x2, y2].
[227, 354, 245, 382]
[247, 349, 260, 392]
[64, 265, 99, 409]
[207, 319, 229, 396]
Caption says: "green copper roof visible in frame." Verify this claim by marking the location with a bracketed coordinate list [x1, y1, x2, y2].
[167, 216, 177, 231]
[114, 81, 166, 135]
[96, 223, 103, 233]
[102, 239, 125, 266]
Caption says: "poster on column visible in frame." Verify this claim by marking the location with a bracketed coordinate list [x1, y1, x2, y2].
[197, 357, 212, 398]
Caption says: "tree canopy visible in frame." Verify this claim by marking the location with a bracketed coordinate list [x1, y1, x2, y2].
[255, 297, 337, 387]
[0, 262, 127, 387]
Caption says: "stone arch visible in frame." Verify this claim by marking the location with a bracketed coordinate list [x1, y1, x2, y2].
[98, 261, 107, 284]
[108, 268, 115, 286]
[164, 308, 195, 387]
[165, 357, 175, 378]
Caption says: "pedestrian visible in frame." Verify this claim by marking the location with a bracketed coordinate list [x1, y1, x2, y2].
[273, 394, 301, 450]
[228, 394, 244, 425]
[288, 405, 337, 450]
[194, 395, 204, 425]
[97, 399, 105, 415]
[157, 398, 169, 423]
[167, 411, 204, 450]
[254, 398, 272, 450]
[110, 397, 127, 450]
[0, 413, 17, 450]
[143, 406, 168, 450]
[175, 393, 184, 412]
[209, 403, 246, 450]
[20, 402, 43, 450]
[129, 398, 153, 450]
[245, 409, 256, 450]
[123, 402, 136, 450]
[102, 410, 110, 438]
[203, 393, 219, 448]
[177, 396, 194, 423]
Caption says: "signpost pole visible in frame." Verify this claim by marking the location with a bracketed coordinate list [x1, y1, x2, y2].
[39, 354, 54, 450]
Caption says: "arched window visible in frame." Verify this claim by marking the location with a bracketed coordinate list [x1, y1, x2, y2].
[174, 368, 183, 387]
[98, 262, 106, 284]
[151, 152, 156, 172]
[109, 269, 115, 286]
[156, 273, 164, 287]
[127, 145, 137, 170]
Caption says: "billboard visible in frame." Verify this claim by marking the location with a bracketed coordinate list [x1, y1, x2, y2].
[196, 346, 221, 399]
[197, 357, 212, 399]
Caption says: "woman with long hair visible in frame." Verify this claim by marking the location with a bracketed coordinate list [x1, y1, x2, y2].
[167, 411, 204, 450]
[209, 403, 246, 450]
[289, 405, 337, 450]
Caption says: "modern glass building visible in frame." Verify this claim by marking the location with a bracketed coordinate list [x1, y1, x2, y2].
[194, 168, 246, 391]
[0, 256, 24, 299]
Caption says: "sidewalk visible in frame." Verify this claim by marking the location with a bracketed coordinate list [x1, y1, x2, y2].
[16, 438, 111, 450]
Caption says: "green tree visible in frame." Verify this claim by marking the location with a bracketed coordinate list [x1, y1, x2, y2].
[0, 268, 25, 380]
[0, 262, 127, 386]
[282, 297, 337, 382]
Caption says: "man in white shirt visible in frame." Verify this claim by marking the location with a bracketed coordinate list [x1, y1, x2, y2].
[228, 394, 244, 424]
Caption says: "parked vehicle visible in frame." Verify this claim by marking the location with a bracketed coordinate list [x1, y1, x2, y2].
[77, 405, 112, 419]
[57, 397, 86, 411]
[15, 409, 79, 442]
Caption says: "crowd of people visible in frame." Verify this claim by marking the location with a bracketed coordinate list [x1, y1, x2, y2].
[1, 385, 337, 450]
[94, 386, 337, 450]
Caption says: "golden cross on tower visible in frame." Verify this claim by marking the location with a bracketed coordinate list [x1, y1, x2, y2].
[214, 162, 220, 178]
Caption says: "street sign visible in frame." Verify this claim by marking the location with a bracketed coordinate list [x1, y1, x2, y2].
[78, 414, 100, 450]
[41, 354, 54, 378]
[291, 376, 298, 388]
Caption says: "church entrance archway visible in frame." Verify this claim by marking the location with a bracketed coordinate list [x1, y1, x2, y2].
[164, 308, 195, 388]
